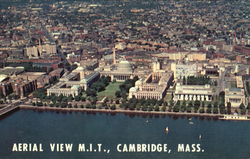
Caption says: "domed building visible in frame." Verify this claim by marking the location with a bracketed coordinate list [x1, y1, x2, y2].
[116, 60, 132, 73]
[112, 60, 133, 81]
[100, 59, 135, 82]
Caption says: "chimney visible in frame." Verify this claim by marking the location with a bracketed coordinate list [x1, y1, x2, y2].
[113, 47, 116, 65]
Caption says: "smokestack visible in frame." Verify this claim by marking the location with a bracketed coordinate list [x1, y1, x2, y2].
[113, 48, 116, 65]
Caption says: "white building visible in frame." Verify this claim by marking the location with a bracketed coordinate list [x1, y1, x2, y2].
[129, 72, 173, 100]
[171, 63, 199, 80]
[225, 88, 246, 107]
[174, 83, 213, 101]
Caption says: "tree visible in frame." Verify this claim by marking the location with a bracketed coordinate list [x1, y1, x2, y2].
[173, 105, 180, 112]
[80, 96, 86, 102]
[110, 104, 116, 110]
[157, 99, 164, 106]
[239, 103, 245, 109]
[68, 103, 72, 108]
[199, 108, 205, 113]
[75, 96, 81, 101]
[136, 104, 141, 110]
[61, 102, 67, 108]
[115, 91, 121, 98]
[206, 107, 212, 114]
[129, 103, 135, 110]
[154, 105, 160, 111]
[201, 101, 205, 107]
[239, 103, 246, 115]
[168, 105, 172, 112]
[176, 100, 181, 107]
[142, 105, 147, 111]
[188, 102, 193, 107]
[219, 103, 226, 114]
[115, 100, 120, 104]
[169, 100, 174, 107]
[186, 106, 192, 113]
[161, 106, 166, 112]
[213, 108, 218, 114]
[86, 88, 97, 97]
[247, 103, 250, 111]
[182, 100, 186, 107]
[219, 91, 225, 104]
[213, 101, 218, 108]
[49, 103, 54, 107]
[207, 103, 212, 108]
[241, 108, 246, 115]
[163, 101, 168, 106]
[180, 105, 186, 112]
[194, 100, 200, 110]
[148, 105, 154, 111]
[182, 76, 186, 85]
[86, 103, 91, 108]
[225, 102, 231, 114]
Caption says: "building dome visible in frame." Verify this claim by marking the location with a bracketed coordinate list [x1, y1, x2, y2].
[129, 87, 138, 93]
[135, 80, 142, 87]
[74, 66, 84, 72]
[71, 85, 80, 90]
[4, 67, 13, 69]
[80, 79, 87, 83]
[116, 60, 132, 72]
[16, 66, 24, 69]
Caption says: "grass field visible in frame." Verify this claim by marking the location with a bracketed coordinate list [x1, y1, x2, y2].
[97, 82, 122, 99]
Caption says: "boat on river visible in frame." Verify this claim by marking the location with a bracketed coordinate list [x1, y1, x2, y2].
[165, 127, 169, 133]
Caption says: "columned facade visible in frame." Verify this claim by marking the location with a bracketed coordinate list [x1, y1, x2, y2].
[175, 94, 212, 101]
[174, 83, 213, 102]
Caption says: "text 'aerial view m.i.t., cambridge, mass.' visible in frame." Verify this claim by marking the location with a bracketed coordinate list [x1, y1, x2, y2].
[0, 0, 250, 159]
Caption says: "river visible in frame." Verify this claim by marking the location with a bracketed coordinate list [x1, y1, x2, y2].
[0, 110, 250, 159]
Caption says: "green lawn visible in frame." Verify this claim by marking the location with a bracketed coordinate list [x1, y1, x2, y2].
[97, 82, 122, 99]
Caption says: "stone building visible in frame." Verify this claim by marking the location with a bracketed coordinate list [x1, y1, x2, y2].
[47, 67, 100, 97]
[128, 72, 173, 100]
[225, 88, 246, 107]
[46, 82, 81, 97]
[171, 63, 199, 80]
[26, 44, 57, 58]
[174, 83, 213, 101]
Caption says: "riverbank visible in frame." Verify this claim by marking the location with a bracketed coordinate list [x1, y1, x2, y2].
[19, 105, 226, 118]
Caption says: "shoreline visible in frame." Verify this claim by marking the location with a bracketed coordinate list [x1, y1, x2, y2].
[19, 105, 225, 118]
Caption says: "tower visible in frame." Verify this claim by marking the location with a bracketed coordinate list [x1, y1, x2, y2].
[152, 61, 160, 72]
[113, 47, 116, 65]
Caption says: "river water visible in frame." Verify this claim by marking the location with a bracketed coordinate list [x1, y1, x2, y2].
[0, 110, 250, 159]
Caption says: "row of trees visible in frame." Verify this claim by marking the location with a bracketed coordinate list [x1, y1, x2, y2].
[118, 97, 250, 115]
[33, 88, 88, 104]
[115, 76, 139, 99]
[32, 101, 117, 110]
[120, 97, 166, 111]
[183, 76, 211, 85]
[86, 76, 111, 97]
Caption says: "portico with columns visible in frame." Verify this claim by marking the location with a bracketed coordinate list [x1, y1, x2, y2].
[175, 94, 212, 101]
[174, 83, 214, 101]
